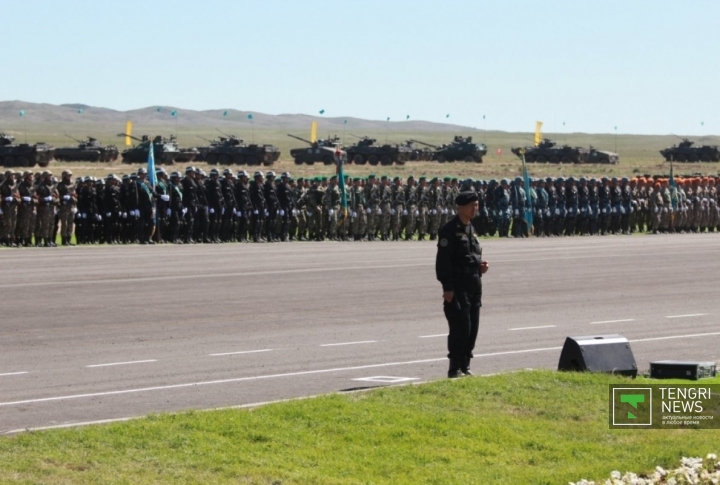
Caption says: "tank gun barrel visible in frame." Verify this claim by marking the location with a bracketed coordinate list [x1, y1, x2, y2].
[197, 135, 214, 143]
[287, 134, 313, 145]
[64, 134, 83, 144]
[215, 128, 233, 138]
[117, 133, 142, 142]
[408, 139, 437, 149]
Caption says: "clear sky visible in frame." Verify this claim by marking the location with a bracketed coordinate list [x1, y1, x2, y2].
[2, 0, 717, 135]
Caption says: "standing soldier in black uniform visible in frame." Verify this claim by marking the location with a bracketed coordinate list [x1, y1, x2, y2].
[205, 168, 224, 243]
[154, 168, 171, 243]
[436, 191, 489, 378]
[250, 171, 266, 243]
[181, 167, 198, 244]
[168, 172, 184, 243]
[235, 171, 252, 242]
[195, 169, 210, 243]
[264, 171, 279, 242]
[277, 172, 294, 242]
[220, 169, 237, 242]
[103, 175, 122, 244]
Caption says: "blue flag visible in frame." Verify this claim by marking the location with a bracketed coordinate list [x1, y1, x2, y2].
[19, 110, 25, 117]
[247, 113, 253, 120]
[147, 139, 156, 187]
[171, 110, 178, 117]
[521, 152, 533, 230]
[223, 110, 228, 116]
[319, 109, 325, 115]
[669, 160, 677, 210]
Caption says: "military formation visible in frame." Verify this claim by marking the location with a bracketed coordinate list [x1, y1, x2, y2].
[1, 168, 719, 248]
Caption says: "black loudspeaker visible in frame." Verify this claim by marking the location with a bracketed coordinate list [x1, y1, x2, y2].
[558, 334, 637, 377]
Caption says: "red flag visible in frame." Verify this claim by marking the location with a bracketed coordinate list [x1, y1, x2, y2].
[496, 148, 502, 156]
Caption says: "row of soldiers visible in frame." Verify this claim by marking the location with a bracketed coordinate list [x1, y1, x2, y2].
[1, 168, 719, 247]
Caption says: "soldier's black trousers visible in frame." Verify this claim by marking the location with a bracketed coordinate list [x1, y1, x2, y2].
[444, 274, 482, 361]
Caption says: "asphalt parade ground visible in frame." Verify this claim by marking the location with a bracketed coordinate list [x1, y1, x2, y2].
[1, 234, 720, 433]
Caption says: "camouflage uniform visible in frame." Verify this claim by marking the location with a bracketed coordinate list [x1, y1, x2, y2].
[649, 185, 664, 233]
[16, 176, 35, 244]
[378, 179, 393, 240]
[391, 179, 405, 241]
[404, 178, 418, 240]
[323, 179, 341, 240]
[350, 180, 367, 240]
[56, 174, 76, 244]
[0, 173, 18, 245]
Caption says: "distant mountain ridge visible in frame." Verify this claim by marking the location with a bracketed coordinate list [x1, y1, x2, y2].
[0, 101, 472, 133]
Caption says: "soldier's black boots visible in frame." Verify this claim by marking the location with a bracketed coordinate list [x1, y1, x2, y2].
[461, 357, 474, 376]
[448, 359, 463, 379]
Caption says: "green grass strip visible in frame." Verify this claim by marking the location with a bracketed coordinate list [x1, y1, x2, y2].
[1, 370, 719, 484]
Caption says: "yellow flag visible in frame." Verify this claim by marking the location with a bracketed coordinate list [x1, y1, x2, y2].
[125, 121, 133, 146]
[534, 121, 543, 146]
[310, 121, 318, 143]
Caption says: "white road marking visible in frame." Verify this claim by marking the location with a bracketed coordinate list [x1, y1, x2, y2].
[320, 340, 378, 347]
[419, 334, 446, 339]
[508, 325, 556, 331]
[210, 349, 273, 357]
[590, 319, 635, 325]
[0, 346, 566, 408]
[631, 331, 720, 343]
[3, 332, 717, 408]
[0, 372, 28, 377]
[353, 376, 419, 384]
[86, 360, 157, 368]
[665, 313, 708, 319]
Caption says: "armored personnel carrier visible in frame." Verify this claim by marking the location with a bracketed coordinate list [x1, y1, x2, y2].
[400, 140, 433, 161]
[660, 138, 720, 162]
[0, 133, 54, 167]
[54, 136, 119, 162]
[409, 136, 487, 163]
[345, 135, 412, 166]
[287, 134, 341, 165]
[198, 134, 280, 166]
[586, 146, 619, 164]
[118, 134, 187, 165]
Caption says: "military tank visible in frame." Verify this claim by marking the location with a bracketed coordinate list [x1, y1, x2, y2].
[54, 136, 119, 162]
[287, 134, 341, 165]
[511, 138, 588, 164]
[409, 136, 487, 163]
[345, 135, 412, 166]
[400, 140, 433, 161]
[660, 138, 720, 162]
[197, 133, 280, 166]
[117, 134, 188, 165]
[0, 133, 54, 168]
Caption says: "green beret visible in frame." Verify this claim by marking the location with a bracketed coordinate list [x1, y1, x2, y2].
[321, 176, 328, 181]
[443, 176, 451, 182]
[431, 177, 438, 183]
[368, 174, 376, 179]
[393, 176, 400, 182]
[419, 176, 426, 181]
[353, 177, 360, 182]
[330, 175, 337, 180]
[407, 174, 414, 179]
[451, 178, 458, 182]
[381, 175, 388, 180]
[297, 177, 304, 182]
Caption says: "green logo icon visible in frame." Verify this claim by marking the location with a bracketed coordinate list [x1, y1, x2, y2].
[621, 394, 645, 419]
[612, 387, 652, 426]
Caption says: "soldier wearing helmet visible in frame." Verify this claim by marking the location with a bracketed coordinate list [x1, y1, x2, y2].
[181, 167, 198, 243]
[263, 171, 279, 242]
[205, 168, 224, 243]
[250, 171, 267, 242]
[0, 170, 19, 247]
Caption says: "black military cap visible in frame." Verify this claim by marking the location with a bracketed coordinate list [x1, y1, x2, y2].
[455, 191, 478, 206]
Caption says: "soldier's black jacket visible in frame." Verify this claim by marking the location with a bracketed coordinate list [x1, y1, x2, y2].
[276, 181, 293, 211]
[435, 215, 483, 294]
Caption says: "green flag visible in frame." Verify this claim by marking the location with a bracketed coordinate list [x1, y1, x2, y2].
[446, 114, 450, 118]
[78, 109, 83, 114]
[319, 109, 325, 115]
[247, 113, 253, 120]
[223, 110, 228, 116]
[406, 115, 410, 120]
[171, 110, 178, 117]
[19, 110, 25, 117]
